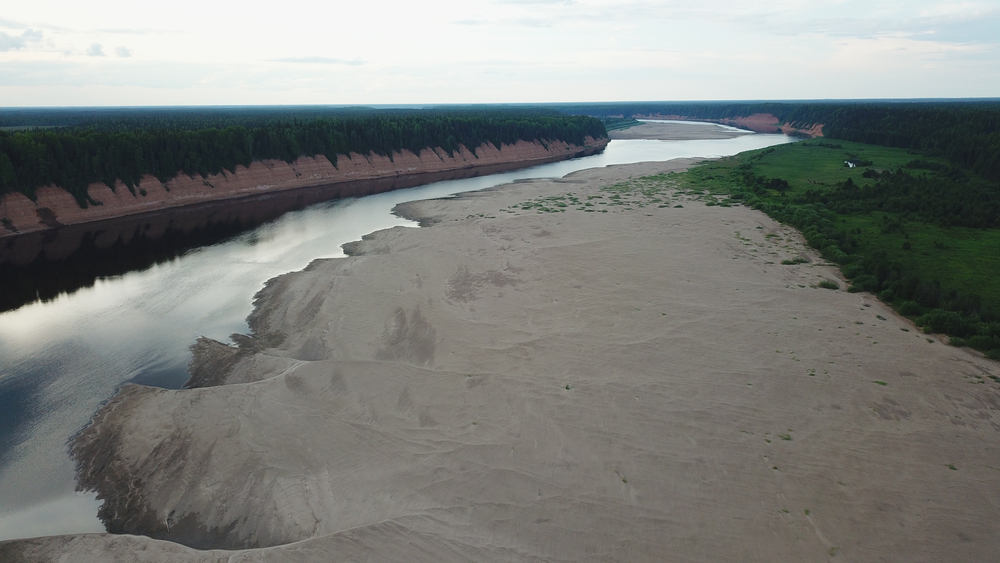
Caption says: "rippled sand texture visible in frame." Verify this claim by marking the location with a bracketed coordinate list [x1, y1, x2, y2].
[5, 158, 1000, 562]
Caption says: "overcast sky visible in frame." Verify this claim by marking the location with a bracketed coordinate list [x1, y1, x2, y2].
[1, 0, 998, 106]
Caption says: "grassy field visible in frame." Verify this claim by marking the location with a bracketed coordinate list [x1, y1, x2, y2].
[748, 140, 930, 188]
[684, 139, 949, 196]
[838, 216, 1000, 309]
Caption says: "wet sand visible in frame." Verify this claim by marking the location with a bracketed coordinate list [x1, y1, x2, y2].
[4, 151, 1000, 560]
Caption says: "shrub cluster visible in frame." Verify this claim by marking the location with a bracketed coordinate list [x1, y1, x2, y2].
[798, 170, 1000, 229]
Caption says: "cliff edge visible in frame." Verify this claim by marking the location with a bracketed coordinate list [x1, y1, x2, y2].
[636, 113, 824, 137]
[0, 137, 607, 238]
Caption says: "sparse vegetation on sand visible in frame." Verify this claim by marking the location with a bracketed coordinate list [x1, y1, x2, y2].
[504, 174, 735, 216]
[675, 140, 1000, 359]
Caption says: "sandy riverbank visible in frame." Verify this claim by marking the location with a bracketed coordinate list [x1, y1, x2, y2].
[608, 120, 750, 140]
[633, 113, 824, 137]
[4, 155, 1000, 561]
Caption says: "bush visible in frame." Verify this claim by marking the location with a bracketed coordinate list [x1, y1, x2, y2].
[949, 337, 967, 347]
[818, 280, 839, 290]
[968, 335, 1000, 351]
[822, 246, 849, 264]
[841, 263, 864, 278]
[850, 274, 880, 293]
[898, 301, 922, 316]
[917, 310, 969, 335]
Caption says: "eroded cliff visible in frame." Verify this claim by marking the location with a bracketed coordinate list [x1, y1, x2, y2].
[0, 138, 607, 238]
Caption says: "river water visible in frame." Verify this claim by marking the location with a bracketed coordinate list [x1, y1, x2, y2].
[0, 128, 793, 541]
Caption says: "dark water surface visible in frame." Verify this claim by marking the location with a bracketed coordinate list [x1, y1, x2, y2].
[0, 132, 792, 541]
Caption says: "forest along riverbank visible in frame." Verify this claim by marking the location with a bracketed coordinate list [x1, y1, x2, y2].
[0, 138, 607, 239]
[8, 152, 1000, 560]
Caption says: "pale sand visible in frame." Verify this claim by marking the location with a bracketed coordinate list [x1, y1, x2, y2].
[5, 159, 1000, 562]
[608, 121, 750, 140]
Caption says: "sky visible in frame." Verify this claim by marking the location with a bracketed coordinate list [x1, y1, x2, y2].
[1, 0, 998, 106]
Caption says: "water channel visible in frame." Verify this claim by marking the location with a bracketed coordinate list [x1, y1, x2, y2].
[0, 125, 793, 541]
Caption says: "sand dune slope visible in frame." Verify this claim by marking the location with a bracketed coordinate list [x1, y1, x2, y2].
[6, 159, 1000, 562]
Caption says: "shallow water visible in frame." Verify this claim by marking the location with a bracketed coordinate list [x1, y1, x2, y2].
[0, 130, 793, 541]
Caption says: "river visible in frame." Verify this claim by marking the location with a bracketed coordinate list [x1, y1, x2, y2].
[0, 128, 793, 541]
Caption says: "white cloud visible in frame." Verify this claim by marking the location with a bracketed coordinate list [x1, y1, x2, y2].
[0, 0, 996, 104]
[0, 29, 42, 52]
[96, 28, 157, 35]
[268, 57, 364, 65]
[0, 18, 28, 30]
[85, 43, 104, 56]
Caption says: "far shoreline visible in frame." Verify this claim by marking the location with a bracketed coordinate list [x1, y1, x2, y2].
[0, 138, 608, 242]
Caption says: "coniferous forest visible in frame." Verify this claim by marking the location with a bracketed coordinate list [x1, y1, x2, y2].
[556, 100, 1000, 183]
[0, 108, 607, 206]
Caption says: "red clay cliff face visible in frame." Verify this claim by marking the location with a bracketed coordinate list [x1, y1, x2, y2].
[637, 113, 824, 138]
[0, 138, 607, 238]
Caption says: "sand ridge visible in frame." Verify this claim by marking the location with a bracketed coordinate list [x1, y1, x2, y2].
[4, 159, 1000, 561]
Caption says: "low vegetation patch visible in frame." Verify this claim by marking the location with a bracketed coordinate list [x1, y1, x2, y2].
[781, 257, 809, 265]
[506, 174, 704, 215]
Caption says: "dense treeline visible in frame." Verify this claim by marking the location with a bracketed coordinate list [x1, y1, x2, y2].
[552, 101, 843, 125]
[821, 105, 1000, 182]
[0, 105, 577, 132]
[555, 100, 1000, 183]
[0, 110, 606, 206]
[799, 169, 1000, 229]
[598, 117, 642, 131]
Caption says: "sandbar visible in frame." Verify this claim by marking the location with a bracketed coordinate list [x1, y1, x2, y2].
[609, 121, 751, 140]
[4, 157, 1000, 562]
